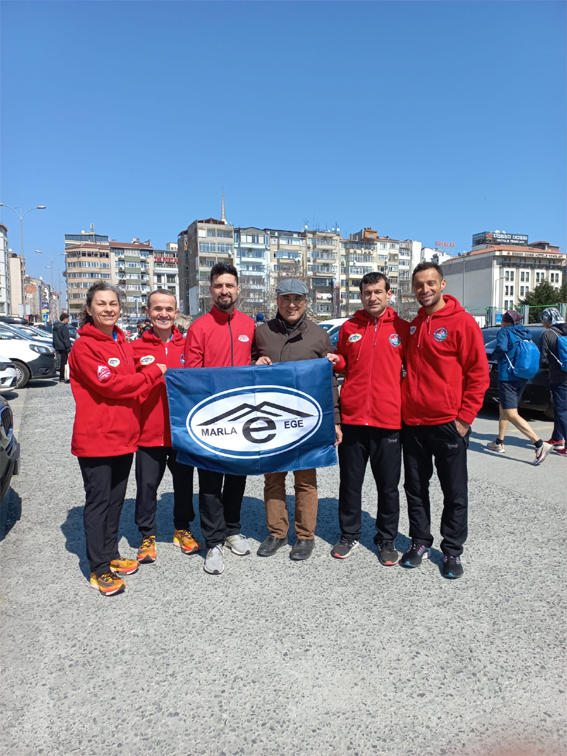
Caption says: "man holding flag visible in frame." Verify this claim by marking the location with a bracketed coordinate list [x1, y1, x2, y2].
[254, 279, 342, 561]
[183, 262, 255, 575]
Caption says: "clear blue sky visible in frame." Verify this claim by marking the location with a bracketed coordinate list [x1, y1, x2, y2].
[1, 1, 565, 286]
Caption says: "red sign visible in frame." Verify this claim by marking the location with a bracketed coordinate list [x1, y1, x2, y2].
[154, 256, 177, 263]
[435, 242, 455, 247]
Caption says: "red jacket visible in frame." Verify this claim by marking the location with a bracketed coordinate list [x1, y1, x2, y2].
[132, 327, 186, 447]
[69, 323, 163, 457]
[333, 307, 410, 429]
[184, 306, 255, 368]
[402, 295, 489, 426]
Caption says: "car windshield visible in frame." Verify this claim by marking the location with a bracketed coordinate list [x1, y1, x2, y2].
[318, 323, 334, 331]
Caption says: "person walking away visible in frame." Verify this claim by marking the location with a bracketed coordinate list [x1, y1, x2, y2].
[327, 272, 409, 565]
[69, 283, 166, 596]
[53, 311, 72, 383]
[486, 309, 552, 463]
[254, 279, 342, 561]
[184, 263, 255, 575]
[401, 262, 489, 579]
[132, 289, 200, 566]
[538, 307, 567, 456]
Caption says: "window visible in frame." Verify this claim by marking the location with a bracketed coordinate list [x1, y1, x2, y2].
[217, 230, 232, 238]
[207, 229, 216, 237]
[200, 242, 216, 252]
[217, 243, 233, 254]
[166, 275, 176, 283]
[379, 243, 387, 249]
[520, 286, 524, 297]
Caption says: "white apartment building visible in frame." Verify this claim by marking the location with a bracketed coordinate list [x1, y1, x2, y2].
[153, 244, 179, 306]
[234, 227, 270, 317]
[0, 223, 11, 315]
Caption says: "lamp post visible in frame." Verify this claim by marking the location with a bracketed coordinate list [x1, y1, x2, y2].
[35, 250, 65, 323]
[0, 203, 46, 263]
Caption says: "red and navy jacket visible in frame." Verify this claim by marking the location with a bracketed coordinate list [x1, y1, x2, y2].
[184, 306, 255, 368]
[333, 307, 409, 429]
[69, 323, 163, 457]
[132, 326, 186, 447]
[402, 295, 489, 427]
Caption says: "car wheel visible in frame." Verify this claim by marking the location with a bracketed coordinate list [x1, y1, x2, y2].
[13, 361, 30, 389]
[544, 403, 555, 420]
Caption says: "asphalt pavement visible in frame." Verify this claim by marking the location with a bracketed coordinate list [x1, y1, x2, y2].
[0, 381, 565, 756]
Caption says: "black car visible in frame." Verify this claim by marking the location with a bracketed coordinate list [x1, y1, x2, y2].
[0, 396, 20, 503]
[484, 325, 554, 419]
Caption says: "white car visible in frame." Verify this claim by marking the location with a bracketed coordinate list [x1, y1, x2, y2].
[0, 330, 57, 388]
[0, 356, 18, 394]
[317, 317, 349, 339]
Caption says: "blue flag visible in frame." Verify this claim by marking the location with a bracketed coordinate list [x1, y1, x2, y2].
[165, 359, 337, 475]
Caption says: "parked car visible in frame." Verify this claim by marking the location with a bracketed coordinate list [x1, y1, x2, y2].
[0, 330, 57, 388]
[0, 395, 19, 502]
[0, 358, 18, 395]
[2, 323, 54, 345]
[318, 317, 349, 340]
[484, 325, 553, 419]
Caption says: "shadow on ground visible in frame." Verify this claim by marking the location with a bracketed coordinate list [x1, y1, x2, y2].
[0, 487, 22, 542]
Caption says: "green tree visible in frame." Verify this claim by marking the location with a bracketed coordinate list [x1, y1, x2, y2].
[519, 281, 561, 323]
[558, 281, 567, 304]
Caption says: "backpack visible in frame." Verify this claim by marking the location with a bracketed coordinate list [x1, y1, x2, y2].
[506, 336, 540, 380]
[550, 327, 567, 371]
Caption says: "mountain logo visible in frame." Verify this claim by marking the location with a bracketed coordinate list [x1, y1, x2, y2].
[186, 386, 323, 458]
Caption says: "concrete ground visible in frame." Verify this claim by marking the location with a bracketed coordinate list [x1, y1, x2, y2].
[0, 381, 565, 756]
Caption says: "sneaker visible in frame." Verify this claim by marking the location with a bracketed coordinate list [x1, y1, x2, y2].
[546, 438, 566, 451]
[377, 540, 399, 566]
[109, 556, 139, 575]
[555, 448, 567, 457]
[331, 535, 360, 559]
[137, 536, 156, 563]
[442, 555, 464, 579]
[486, 440, 505, 454]
[400, 542, 430, 568]
[173, 529, 200, 554]
[533, 441, 553, 466]
[90, 571, 125, 596]
[204, 544, 225, 575]
[224, 534, 251, 556]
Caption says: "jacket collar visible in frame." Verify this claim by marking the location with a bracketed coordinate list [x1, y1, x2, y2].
[142, 325, 185, 346]
[209, 306, 238, 325]
[78, 321, 126, 343]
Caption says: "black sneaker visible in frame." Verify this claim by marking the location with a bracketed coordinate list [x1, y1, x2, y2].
[331, 535, 360, 560]
[377, 540, 399, 566]
[442, 554, 464, 579]
[400, 541, 430, 568]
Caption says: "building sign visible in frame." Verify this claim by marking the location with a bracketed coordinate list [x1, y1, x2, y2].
[154, 256, 178, 263]
[435, 242, 455, 248]
[473, 231, 528, 247]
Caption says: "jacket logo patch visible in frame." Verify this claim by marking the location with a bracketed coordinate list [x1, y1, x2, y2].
[238, 335, 250, 342]
[107, 358, 120, 367]
[97, 365, 112, 382]
[433, 328, 448, 342]
[389, 334, 401, 347]
[348, 334, 362, 343]
[180, 354, 185, 366]
[140, 355, 155, 365]
[410, 326, 417, 335]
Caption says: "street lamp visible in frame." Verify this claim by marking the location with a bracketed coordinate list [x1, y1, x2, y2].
[0, 203, 46, 263]
[34, 250, 65, 292]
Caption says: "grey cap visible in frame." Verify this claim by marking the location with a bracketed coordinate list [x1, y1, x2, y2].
[275, 278, 309, 296]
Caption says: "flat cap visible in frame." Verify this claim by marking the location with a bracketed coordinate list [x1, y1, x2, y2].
[276, 278, 309, 296]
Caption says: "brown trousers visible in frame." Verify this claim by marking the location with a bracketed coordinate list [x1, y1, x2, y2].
[264, 469, 318, 540]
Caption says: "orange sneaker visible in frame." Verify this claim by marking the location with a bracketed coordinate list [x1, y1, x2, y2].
[90, 571, 125, 596]
[137, 535, 157, 563]
[173, 528, 201, 554]
[110, 556, 139, 575]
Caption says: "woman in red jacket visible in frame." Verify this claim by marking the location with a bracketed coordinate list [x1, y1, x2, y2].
[69, 282, 166, 596]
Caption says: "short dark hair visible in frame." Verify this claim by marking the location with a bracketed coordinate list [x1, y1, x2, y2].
[60, 311, 70, 322]
[79, 282, 122, 327]
[147, 288, 177, 308]
[359, 272, 391, 293]
[412, 262, 443, 281]
[210, 262, 238, 285]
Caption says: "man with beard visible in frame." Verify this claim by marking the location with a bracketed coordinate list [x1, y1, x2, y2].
[184, 263, 255, 575]
[401, 262, 489, 579]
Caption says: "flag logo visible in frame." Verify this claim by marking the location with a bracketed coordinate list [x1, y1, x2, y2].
[389, 334, 401, 347]
[348, 334, 362, 343]
[186, 386, 322, 459]
[107, 358, 120, 367]
[140, 355, 155, 365]
[433, 327, 448, 342]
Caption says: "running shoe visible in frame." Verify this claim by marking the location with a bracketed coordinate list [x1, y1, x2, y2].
[442, 555, 464, 579]
[400, 541, 430, 568]
[377, 540, 399, 566]
[90, 572, 125, 596]
[173, 529, 200, 554]
[533, 441, 553, 466]
[137, 535, 156, 563]
[224, 534, 251, 556]
[204, 544, 225, 575]
[110, 556, 139, 575]
[546, 438, 565, 452]
[331, 535, 360, 559]
[486, 440, 505, 454]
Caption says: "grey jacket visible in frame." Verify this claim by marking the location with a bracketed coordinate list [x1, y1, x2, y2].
[539, 323, 567, 385]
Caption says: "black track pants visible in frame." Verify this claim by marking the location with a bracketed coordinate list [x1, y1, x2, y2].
[197, 469, 247, 549]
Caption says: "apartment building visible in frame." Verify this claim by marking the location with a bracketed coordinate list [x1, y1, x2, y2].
[234, 227, 270, 317]
[8, 253, 25, 316]
[179, 218, 234, 316]
[152, 242, 179, 306]
[64, 236, 112, 319]
[110, 240, 153, 317]
[0, 223, 11, 315]
[340, 228, 378, 316]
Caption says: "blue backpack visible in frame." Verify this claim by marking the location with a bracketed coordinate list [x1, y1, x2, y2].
[506, 336, 540, 380]
[550, 327, 567, 371]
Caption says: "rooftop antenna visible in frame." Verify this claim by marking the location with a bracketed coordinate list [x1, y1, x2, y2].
[221, 190, 226, 223]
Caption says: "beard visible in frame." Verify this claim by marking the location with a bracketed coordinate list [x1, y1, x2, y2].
[215, 295, 236, 311]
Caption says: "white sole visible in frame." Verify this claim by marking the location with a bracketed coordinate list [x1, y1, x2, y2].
[332, 541, 360, 559]
[203, 564, 225, 575]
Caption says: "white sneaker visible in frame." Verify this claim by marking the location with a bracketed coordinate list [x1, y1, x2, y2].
[224, 534, 251, 556]
[486, 440, 505, 454]
[533, 441, 553, 466]
[203, 544, 225, 575]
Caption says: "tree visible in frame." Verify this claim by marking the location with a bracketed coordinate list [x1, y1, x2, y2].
[519, 281, 562, 323]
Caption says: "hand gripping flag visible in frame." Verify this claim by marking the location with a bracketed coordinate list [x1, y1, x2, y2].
[165, 358, 337, 475]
